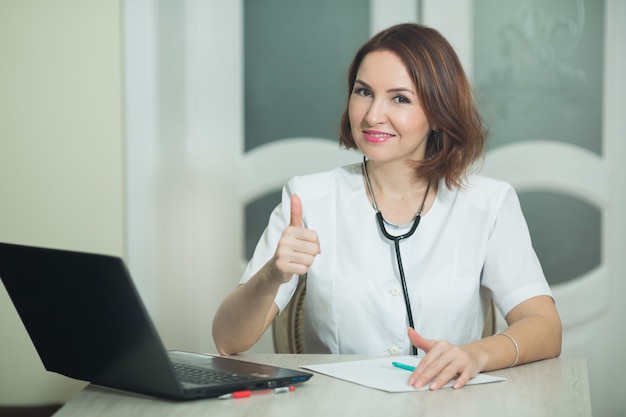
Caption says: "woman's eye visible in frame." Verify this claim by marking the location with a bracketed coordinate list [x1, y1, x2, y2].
[353, 87, 372, 97]
[393, 95, 410, 104]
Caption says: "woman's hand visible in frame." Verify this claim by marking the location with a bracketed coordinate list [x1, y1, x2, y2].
[407, 327, 484, 390]
[270, 194, 321, 283]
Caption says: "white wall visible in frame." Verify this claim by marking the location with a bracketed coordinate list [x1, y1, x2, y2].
[0, 0, 124, 405]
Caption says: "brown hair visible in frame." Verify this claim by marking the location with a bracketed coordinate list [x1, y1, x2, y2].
[339, 23, 487, 189]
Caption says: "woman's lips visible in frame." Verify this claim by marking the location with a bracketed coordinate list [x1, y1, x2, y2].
[363, 130, 394, 143]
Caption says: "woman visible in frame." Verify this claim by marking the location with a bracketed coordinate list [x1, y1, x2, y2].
[212, 23, 561, 390]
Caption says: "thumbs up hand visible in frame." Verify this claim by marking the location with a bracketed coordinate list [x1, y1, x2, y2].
[270, 194, 321, 283]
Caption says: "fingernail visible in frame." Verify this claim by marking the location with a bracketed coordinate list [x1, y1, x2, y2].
[430, 382, 438, 390]
[408, 377, 416, 386]
[413, 378, 426, 389]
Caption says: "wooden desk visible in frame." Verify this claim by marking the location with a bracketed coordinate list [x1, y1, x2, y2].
[53, 354, 591, 417]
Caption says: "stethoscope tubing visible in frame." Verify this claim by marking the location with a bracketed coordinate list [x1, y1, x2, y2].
[375, 212, 420, 356]
[363, 157, 431, 356]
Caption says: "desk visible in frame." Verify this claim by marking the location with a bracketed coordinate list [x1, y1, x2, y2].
[53, 354, 591, 417]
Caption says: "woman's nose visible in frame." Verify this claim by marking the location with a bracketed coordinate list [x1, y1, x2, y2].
[364, 99, 388, 126]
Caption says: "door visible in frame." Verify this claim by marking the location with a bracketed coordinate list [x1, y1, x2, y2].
[422, 1, 625, 415]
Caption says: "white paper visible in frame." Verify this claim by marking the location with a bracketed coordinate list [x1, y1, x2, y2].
[302, 355, 506, 392]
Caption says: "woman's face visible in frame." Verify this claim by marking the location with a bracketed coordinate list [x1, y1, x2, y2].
[348, 50, 431, 164]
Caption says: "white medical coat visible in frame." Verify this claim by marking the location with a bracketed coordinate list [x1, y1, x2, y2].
[241, 164, 552, 355]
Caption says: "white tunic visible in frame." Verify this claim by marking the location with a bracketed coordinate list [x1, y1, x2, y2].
[241, 163, 552, 355]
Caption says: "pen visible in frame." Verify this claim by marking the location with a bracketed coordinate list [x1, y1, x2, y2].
[392, 361, 416, 372]
[218, 386, 296, 399]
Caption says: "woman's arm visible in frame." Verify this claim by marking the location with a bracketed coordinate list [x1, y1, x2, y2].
[212, 195, 320, 355]
[476, 295, 562, 370]
[408, 295, 562, 390]
[212, 261, 283, 356]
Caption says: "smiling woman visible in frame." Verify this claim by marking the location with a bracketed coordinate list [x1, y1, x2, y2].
[339, 26, 485, 190]
[213, 23, 562, 392]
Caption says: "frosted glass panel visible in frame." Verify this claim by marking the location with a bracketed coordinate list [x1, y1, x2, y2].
[245, 190, 282, 260]
[474, 0, 605, 285]
[519, 191, 601, 285]
[244, 0, 370, 152]
[474, 0, 604, 154]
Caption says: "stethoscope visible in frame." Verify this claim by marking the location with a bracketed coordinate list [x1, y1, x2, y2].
[362, 157, 431, 356]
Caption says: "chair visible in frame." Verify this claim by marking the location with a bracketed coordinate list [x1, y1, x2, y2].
[272, 277, 497, 353]
[272, 275, 307, 354]
[480, 286, 497, 339]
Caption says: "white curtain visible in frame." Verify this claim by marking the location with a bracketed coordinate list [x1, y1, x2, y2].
[124, 0, 246, 352]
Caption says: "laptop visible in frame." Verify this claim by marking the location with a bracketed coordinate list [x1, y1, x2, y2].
[0, 242, 312, 400]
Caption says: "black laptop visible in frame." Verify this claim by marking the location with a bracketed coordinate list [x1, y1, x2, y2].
[0, 242, 312, 400]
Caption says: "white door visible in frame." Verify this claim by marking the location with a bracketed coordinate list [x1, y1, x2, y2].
[423, 1, 626, 415]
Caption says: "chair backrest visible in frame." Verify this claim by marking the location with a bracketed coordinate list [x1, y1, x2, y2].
[272, 275, 307, 354]
[272, 277, 497, 353]
[480, 286, 497, 339]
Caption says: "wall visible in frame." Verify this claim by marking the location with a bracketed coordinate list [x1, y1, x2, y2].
[0, 0, 124, 405]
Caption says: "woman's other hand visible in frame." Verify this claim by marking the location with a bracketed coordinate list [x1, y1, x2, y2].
[407, 327, 484, 390]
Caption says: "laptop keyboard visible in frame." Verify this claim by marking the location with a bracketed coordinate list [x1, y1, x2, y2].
[172, 363, 255, 386]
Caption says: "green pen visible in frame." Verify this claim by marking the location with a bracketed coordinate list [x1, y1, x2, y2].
[392, 361, 416, 372]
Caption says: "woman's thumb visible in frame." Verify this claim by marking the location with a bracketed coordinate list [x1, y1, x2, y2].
[290, 194, 303, 227]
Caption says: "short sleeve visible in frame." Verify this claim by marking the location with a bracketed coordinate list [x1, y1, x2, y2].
[481, 184, 553, 316]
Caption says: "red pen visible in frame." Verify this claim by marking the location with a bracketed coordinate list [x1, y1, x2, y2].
[218, 386, 296, 400]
